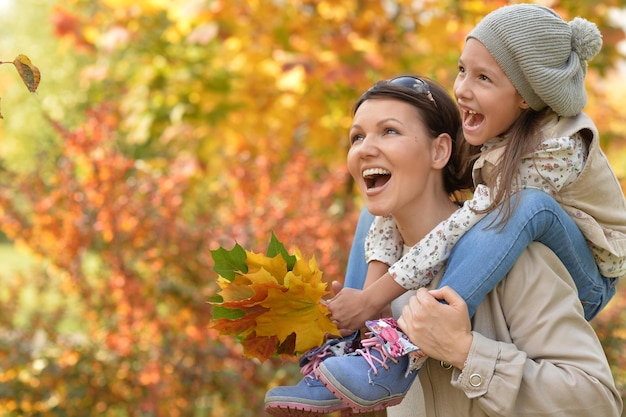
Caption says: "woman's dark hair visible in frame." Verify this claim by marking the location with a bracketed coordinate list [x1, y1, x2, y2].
[353, 76, 478, 201]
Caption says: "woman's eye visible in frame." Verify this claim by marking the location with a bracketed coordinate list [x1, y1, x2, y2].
[384, 128, 398, 135]
[350, 133, 364, 144]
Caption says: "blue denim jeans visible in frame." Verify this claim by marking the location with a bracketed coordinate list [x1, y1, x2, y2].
[344, 208, 374, 290]
[442, 189, 615, 320]
[347, 189, 616, 321]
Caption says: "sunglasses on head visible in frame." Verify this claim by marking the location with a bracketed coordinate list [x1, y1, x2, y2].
[388, 76, 437, 107]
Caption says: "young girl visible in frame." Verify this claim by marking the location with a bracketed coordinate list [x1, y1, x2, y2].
[317, 3, 626, 413]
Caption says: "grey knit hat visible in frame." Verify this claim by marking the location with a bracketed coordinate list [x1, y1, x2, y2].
[467, 4, 602, 117]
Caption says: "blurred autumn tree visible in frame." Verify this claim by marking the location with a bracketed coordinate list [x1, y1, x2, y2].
[0, 0, 625, 416]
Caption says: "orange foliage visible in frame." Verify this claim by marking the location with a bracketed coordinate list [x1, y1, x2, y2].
[0, 100, 357, 415]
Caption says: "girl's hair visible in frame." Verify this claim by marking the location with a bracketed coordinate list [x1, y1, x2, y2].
[353, 77, 478, 203]
[480, 107, 550, 225]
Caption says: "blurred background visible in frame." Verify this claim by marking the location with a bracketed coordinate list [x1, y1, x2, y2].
[0, 0, 625, 416]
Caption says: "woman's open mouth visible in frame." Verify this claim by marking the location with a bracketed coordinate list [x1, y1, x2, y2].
[363, 167, 391, 190]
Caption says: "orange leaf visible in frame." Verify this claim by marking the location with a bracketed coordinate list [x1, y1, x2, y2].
[240, 333, 281, 362]
[210, 309, 266, 336]
[13, 54, 41, 93]
[216, 270, 283, 309]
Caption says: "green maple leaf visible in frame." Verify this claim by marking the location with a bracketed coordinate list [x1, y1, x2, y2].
[211, 243, 247, 281]
[211, 304, 246, 320]
[266, 232, 296, 271]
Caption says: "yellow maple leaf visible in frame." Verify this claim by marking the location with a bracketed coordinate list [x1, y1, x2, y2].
[257, 270, 338, 352]
[245, 251, 288, 284]
[291, 252, 323, 283]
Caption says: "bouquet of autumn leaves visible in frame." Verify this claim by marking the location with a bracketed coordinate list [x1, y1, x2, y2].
[209, 233, 340, 361]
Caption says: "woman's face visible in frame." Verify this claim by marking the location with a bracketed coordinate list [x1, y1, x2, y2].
[347, 98, 445, 220]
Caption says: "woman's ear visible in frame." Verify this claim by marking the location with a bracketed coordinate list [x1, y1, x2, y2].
[432, 133, 452, 169]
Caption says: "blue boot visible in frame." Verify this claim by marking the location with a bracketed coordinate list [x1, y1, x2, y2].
[315, 334, 425, 413]
[298, 330, 361, 373]
[265, 374, 350, 416]
[265, 331, 362, 416]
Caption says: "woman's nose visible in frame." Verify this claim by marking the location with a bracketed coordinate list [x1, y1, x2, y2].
[357, 135, 380, 157]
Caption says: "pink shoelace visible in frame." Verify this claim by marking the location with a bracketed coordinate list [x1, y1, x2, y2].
[301, 344, 335, 379]
[354, 334, 427, 377]
[351, 335, 400, 376]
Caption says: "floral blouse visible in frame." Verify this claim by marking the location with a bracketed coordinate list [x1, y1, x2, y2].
[365, 133, 592, 290]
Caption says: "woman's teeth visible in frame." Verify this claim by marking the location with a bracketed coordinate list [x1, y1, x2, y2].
[363, 168, 390, 177]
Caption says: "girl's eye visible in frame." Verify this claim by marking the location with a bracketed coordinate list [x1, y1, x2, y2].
[458, 65, 465, 74]
[479, 74, 491, 82]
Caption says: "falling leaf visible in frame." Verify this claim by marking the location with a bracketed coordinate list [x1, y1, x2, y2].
[209, 234, 339, 361]
[13, 54, 41, 93]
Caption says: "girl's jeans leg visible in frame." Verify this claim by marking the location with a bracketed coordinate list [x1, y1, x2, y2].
[344, 208, 374, 290]
[441, 188, 616, 321]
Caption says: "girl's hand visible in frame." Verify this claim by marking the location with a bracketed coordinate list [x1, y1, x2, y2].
[325, 281, 379, 331]
[397, 286, 473, 369]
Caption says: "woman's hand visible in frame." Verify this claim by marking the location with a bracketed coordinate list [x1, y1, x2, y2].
[397, 286, 473, 369]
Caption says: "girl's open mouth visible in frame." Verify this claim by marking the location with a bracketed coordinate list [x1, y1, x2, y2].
[464, 109, 484, 129]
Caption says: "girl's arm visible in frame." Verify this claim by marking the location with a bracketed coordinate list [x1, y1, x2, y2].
[330, 259, 392, 335]
[327, 215, 404, 330]
[364, 215, 404, 266]
[328, 264, 406, 331]
[387, 186, 490, 290]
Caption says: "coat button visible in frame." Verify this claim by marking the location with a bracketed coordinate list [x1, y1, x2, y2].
[469, 373, 483, 387]
[440, 361, 452, 369]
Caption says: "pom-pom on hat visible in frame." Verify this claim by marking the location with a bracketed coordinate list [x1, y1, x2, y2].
[467, 4, 602, 117]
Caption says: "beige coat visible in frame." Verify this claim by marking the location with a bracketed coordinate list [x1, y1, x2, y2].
[417, 243, 623, 417]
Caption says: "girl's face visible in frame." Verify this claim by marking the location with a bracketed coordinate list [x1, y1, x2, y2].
[453, 39, 529, 146]
[347, 98, 448, 223]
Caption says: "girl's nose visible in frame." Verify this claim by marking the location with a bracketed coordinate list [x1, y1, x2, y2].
[453, 77, 470, 101]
